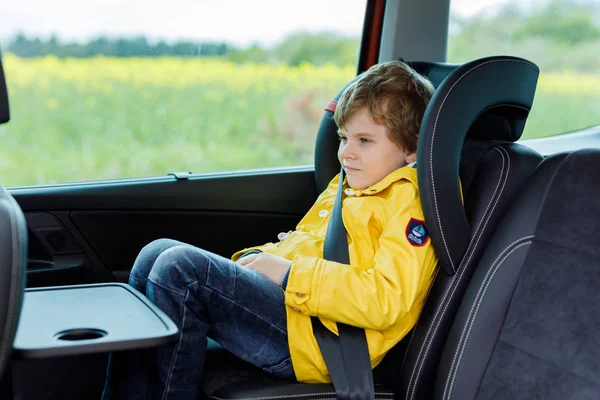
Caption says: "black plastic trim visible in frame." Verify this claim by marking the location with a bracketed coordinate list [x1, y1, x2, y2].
[9, 167, 318, 214]
[13, 283, 178, 359]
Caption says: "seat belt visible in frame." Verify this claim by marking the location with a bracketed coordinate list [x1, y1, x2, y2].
[311, 167, 375, 400]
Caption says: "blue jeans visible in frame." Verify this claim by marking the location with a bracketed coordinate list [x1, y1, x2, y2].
[102, 239, 295, 400]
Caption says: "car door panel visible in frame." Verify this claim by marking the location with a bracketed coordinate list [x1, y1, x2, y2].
[70, 210, 303, 280]
[11, 167, 319, 288]
[25, 211, 106, 287]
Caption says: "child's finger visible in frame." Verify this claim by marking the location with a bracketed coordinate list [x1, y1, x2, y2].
[242, 260, 260, 273]
[237, 253, 258, 267]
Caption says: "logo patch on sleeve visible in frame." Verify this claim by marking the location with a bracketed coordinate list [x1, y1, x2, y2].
[406, 218, 430, 247]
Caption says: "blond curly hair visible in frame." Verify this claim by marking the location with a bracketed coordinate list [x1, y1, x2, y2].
[334, 60, 435, 154]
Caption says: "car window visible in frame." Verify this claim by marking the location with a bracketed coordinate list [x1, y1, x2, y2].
[0, 0, 366, 186]
[448, 0, 599, 140]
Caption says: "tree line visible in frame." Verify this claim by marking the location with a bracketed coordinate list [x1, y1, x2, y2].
[1, 0, 598, 69]
[2, 31, 360, 67]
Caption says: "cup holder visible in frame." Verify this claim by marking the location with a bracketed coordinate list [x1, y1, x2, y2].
[54, 328, 108, 341]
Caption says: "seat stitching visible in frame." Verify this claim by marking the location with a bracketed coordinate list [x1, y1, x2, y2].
[460, 147, 511, 273]
[410, 57, 532, 397]
[408, 234, 531, 400]
[455, 148, 503, 263]
[407, 273, 456, 400]
[428, 59, 531, 274]
[458, 147, 507, 269]
[444, 237, 534, 400]
[444, 239, 533, 400]
[442, 235, 534, 399]
[406, 145, 510, 399]
[399, 267, 440, 374]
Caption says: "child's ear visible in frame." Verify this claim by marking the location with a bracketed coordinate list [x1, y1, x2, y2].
[406, 152, 417, 164]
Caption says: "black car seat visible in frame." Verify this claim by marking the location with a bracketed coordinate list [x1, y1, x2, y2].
[396, 55, 544, 400]
[201, 56, 543, 399]
[0, 186, 27, 395]
[0, 50, 25, 399]
[434, 148, 600, 400]
[199, 60, 462, 399]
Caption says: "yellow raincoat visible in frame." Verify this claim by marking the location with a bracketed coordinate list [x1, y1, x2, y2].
[232, 165, 438, 383]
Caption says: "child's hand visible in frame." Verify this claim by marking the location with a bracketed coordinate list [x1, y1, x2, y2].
[237, 252, 291, 287]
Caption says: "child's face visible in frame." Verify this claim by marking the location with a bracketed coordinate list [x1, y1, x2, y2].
[337, 107, 415, 190]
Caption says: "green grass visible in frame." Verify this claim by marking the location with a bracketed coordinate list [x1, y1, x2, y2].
[0, 55, 598, 187]
[525, 93, 599, 139]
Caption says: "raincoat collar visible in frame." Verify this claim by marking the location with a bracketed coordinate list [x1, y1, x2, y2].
[343, 163, 418, 196]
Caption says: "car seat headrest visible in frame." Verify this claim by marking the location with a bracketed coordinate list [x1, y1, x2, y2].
[407, 61, 459, 89]
[0, 50, 9, 124]
[314, 60, 460, 193]
[417, 55, 539, 275]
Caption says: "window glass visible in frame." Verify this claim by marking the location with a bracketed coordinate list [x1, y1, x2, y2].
[0, 1, 365, 186]
[448, 0, 600, 140]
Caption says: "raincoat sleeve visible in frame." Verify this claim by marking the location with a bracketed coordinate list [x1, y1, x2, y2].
[283, 190, 437, 331]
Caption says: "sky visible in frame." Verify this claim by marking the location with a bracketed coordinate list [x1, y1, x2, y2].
[0, 0, 541, 46]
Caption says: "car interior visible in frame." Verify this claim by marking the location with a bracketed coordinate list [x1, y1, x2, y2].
[0, 0, 598, 399]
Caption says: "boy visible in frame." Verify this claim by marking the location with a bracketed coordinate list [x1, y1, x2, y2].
[102, 60, 438, 399]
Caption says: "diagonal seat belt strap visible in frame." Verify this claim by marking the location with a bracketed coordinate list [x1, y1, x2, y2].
[311, 168, 375, 400]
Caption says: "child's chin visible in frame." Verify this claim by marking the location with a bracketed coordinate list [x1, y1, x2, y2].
[347, 179, 368, 190]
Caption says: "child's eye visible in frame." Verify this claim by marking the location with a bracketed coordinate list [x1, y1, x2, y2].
[360, 138, 371, 144]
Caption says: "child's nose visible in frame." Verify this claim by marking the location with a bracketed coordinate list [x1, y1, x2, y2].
[340, 142, 357, 160]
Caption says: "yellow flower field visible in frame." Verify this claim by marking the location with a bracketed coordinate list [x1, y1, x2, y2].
[0, 54, 598, 186]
